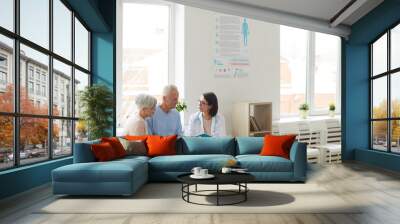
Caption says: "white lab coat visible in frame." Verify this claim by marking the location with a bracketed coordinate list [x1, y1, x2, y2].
[186, 112, 226, 137]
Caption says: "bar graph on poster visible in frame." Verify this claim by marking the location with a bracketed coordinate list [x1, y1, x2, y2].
[214, 15, 250, 78]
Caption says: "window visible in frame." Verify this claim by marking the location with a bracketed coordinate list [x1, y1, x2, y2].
[280, 26, 307, 116]
[314, 33, 340, 110]
[20, 0, 49, 49]
[53, 59, 72, 117]
[0, 55, 7, 67]
[28, 81, 34, 94]
[19, 117, 49, 165]
[392, 25, 400, 70]
[280, 26, 341, 117]
[0, 1, 91, 170]
[36, 84, 40, 96]
[372, 34, 387, 76]
[20, 44, 50, 116]
[117, 1, 172, 130]
[42, 85, 46, 97]
[74, 18, 89, 70]
[53, 0, 72, 60]
[0, 116, 13, 170]
[35, 70, 41, 81]
[74, 69, 89, 119]
[370, 23, 400, 153]
[0, 34, 13, 113]
[0, 0, 14, 32]
[54, 89, 58, 105]
[53, 119, 72, 158]
[0, 53, 7, 89]
[28, 67, 34, 80]
[0, 71, 7, 84]
[0, 53, 8, 90]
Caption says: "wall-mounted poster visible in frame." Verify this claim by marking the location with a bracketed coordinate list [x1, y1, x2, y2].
[214, 15, 250, 78]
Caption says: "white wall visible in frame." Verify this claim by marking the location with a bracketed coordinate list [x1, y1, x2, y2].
[183, 6, 280, 135]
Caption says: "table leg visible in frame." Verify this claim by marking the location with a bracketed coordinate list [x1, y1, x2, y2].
[195, 184, 197, 192]
[217, 184, 219, 206]
[181, 184, 183, 199]
[245, 183, 247, 201]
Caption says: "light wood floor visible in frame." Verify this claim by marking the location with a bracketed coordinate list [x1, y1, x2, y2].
[1, 162, 400, 224]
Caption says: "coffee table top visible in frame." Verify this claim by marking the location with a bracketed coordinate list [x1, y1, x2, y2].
[177, 172, 255, 185]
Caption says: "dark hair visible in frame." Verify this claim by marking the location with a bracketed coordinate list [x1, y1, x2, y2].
[203, 92, 218, 117]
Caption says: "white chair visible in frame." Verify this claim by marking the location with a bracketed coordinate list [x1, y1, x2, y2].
[296, 122, 321, 164]
[321, 119, 341, 163]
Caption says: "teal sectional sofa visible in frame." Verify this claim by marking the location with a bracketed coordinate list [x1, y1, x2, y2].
[52, 137, 307, 196]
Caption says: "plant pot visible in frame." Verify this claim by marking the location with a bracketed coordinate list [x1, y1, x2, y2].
[329, 110, 335, 117]
[299, 110, 308, 119]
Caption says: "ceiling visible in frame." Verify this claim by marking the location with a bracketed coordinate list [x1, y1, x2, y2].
[224, 0, 382, 25]
[166, 0, 384, 38]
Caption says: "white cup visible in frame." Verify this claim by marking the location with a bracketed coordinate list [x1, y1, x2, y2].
[200, 169, 208, 176]
[191, 167, 202, 176]
[221, 167, 232, 174]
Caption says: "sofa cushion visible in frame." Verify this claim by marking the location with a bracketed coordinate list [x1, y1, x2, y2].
[236, 155, 293, 172]
[260, 135, 296, 159]
[125, 135, 148, 141]
[178, 137, 235, 155]
[115, 155, 150, 163]
[53, 158, 147, 183]
[236, 137, 264, 155]
[148, 154, 235, 172]
[91, 142, 118, 161]
[101, 137, 127, 158]
[118, 138, 147, 156]
[147, 135, 177, 157]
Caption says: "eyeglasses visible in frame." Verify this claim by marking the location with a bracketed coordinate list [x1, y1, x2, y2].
[198, 100, 208, 105]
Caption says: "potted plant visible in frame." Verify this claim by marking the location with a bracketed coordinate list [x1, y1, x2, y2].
[299, 103, 309, 119]
[79, 84, 114, 140]
[76, 119, 88, 142]
[329, 103, 336, 117]
[176, 101, 187, 112]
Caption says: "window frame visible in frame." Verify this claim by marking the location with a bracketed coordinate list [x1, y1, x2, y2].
[0, 0, 91, 171]
[280, 29, 342, 118]
[369, 21, 400, 154]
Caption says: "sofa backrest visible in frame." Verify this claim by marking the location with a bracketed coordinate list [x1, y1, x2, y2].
[73, 139, 100, 163]
[74, 136, 268, 161]
[235, 137, 264, 155]
[177, 137, 236, 155]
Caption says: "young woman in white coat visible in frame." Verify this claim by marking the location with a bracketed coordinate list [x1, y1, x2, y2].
[187, 92, 226, 137]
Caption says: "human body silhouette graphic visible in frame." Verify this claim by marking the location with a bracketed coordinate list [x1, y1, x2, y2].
[242, 18, 249, 46]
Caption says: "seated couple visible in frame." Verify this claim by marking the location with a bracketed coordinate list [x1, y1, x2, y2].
[124, 85, 226, 137]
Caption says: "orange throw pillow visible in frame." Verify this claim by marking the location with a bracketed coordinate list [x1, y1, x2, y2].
[146, 135, 177, 157]
[101, 137, 127, 158]
[125, 135, 148, 141]
[259, 135, 296, 159]
[91, 142, 117, 161]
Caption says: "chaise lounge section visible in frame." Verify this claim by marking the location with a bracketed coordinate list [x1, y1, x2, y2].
[52, 137, 307, 196]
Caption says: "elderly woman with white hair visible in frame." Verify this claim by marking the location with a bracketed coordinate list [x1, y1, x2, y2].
[124, 94, 157, 135]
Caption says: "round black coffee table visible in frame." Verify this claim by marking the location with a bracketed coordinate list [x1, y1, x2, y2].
[177, 173, 255, 206]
